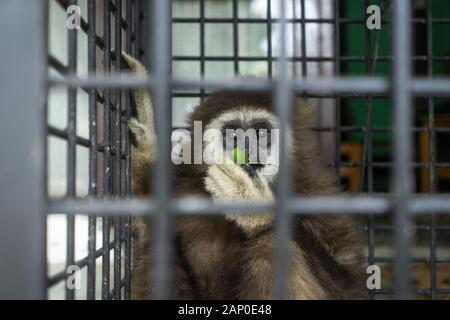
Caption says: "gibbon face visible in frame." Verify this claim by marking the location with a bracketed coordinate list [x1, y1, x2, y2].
[205, 107, 281, 180]
[190, 92, 291, 184]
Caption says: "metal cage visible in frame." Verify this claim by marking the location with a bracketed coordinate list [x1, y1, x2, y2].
[1, 0, 450, 300]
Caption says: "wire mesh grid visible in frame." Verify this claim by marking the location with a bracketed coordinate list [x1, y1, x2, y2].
[168, 0, 450, 299]
[46, 0, 138, 299]
[1, 0, 450, 300]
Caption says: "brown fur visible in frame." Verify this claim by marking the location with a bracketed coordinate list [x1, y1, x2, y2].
[128, 88, 368, 299]
[121, 51, 367, 299]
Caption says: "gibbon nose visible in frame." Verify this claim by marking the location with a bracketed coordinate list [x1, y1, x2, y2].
[244, 140, 258, 161]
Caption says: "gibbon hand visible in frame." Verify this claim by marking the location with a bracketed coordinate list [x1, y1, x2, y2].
[204, 156, 274, 238]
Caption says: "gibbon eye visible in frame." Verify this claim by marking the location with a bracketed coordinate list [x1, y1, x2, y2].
[226, 131, 237, 140]
[257, 128, 271, 148]
[223, 129, 238, 149]
[257, 128, 269, 139]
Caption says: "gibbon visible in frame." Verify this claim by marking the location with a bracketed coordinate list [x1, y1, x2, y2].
[120, 53, 367, 299]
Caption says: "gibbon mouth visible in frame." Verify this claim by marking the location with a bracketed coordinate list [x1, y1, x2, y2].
[242, 163, 264, 176]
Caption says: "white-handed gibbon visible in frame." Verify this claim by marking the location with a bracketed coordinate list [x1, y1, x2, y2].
[120, 53, 367, 299]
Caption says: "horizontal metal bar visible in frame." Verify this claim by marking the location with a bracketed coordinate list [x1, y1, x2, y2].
[372, 288, 450, 295]
[370, 225, 450, 231]
[177, 77, 391, 95]
[374, 256, 450, 264]
[47, 240, 116, 287]
[49, 55, 106, 103]
[411, 78, 450, 96]
[48, 198, 156, 215]
[166, 125, 450, 135]
[336, 162, 450, 169]
[48, 126, 128, 159]
[172, 76, 272, 91]
[410, 196, 450, 214]
[47, 197, 271, 215]
[374, 257, 431, 264]
[49, 61, 449, 98]
[173, 55, 450, 62]
[287, 196, 390, 214]
[48, 74, 390, 93]
[48, 75, 152, 89]
[293, 77, 389, 94]
[172, 17, 450, 25]
[47, 195, 450, 216]
[48, 75, 450, 98]
[53, 196, 448, 216]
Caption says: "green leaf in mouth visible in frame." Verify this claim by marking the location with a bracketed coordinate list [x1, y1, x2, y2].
[232, 147, 249, 165]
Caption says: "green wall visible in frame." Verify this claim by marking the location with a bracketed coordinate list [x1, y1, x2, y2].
[342, 0, 450, 153]
[342, 1, 450, 191]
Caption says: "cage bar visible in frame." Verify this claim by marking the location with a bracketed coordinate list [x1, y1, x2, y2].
[200, 0, 205, 100]
[426, 0, 437, 301]
[232, 0, 239, 74]
[392, 0, 413, 299]
[274, 0, 292, 300]
[113, 0, 123, 301]
[47, 194, 450, 216]
[266, 0, 272, 77]
[299, 0, 307, 77]
[151, 0, 172, 300]
[102, 0, 112, 300]
[87, 0, 97, 301]
[0, 0, 47, 300]
[65, 0, 78, 301]
[334, 0, 341, 181]
[123, 0, 134, 301]
[11, 0, 450, 300]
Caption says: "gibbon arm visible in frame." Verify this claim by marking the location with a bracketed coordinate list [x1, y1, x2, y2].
[120, 53, 157, 194]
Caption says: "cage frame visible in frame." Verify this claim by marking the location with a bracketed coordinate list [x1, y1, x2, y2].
[1, 0, 450, 300]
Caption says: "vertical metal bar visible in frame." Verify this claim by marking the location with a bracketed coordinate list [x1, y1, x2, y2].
[87, 0, 97, 301]
[43, 0, 50, 300]
[124, 0, 133, 300]
[364, 0, 375, 300]
[366, 1, 380, 299]
[102, 0, 112, 300]
[317, 0, 324, 77]
[113, 0, 123, 300]
[232, 0, 239, 74]
[361, 0, 383, 299]
[367, 0, 379, 196]
[0, 0, 47, 299]
[334, 0, 341, 180]
[151, 0, 172, 300]
[66, 0, 78, 301]
[426, 0, 437, 300]
[140, 0, 151, 66]
[134, 0, 140, 58]
[300, 0, 307, 77]
[200, 0, 206, 101]
[274, 0, 292, 300]
[127, 1, 133, 53]
[361, 2, 376, 193]
[392, 0, 412, 300]
[292, 0, 298, 75]
[266, 0, 272, 77]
